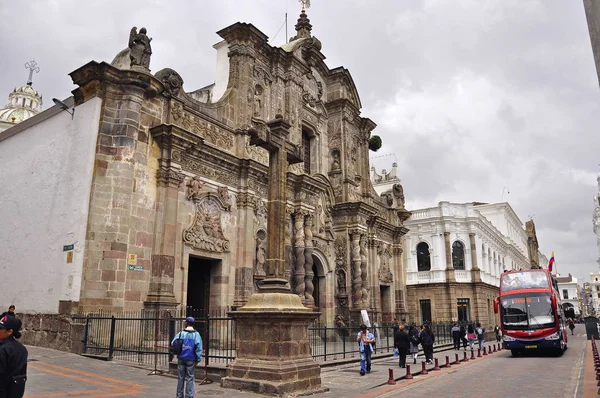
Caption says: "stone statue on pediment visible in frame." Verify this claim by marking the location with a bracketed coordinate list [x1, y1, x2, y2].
[129, 27, 152, 69]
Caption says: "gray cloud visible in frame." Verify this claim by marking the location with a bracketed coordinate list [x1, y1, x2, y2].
[1, 0, 599, 282]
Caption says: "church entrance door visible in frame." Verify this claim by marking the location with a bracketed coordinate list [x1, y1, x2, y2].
[187, 256, 218, 317]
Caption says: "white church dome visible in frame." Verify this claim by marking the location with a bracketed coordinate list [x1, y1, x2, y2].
[0, 62, 43, 132]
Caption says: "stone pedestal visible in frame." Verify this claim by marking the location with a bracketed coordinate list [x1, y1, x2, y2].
[221, 292, 327, 396]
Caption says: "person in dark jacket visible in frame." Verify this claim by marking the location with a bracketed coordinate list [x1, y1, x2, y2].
[408, 324, 420, 364]
[0, 307, 15, 319]
[451, 322, 461, 350]
[394, 324, 411, 368]
[420, 324, 435, 364]
[0, 315, 27, 398]
[459, 323, 468, 351]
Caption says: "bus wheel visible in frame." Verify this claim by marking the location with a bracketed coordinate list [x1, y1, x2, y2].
[511, 349, 519, 357]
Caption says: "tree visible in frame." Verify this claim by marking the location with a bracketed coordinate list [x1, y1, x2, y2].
[368, 135, 382, 152]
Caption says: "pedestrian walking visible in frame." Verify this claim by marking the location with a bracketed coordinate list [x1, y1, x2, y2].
[357, 324, 374, 375]
[568, 319, 575, 335]
[420, 324, 435, 364]
[494, 324, 501, 342]
[394, 324, 411, 368]
[451, 322, 461, 350]
[459, 323, 468, 350]
[476, 323, 485, 350]
[0, 315, 27, 398]
[392, 318, 400, 336]
[408, 323, 420, 364]
[0, 306, 15, 319]
[467, 324, 477, 351]
[172, 317, 203, 398]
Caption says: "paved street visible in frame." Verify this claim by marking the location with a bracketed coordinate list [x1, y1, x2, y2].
[22, 324, 590, 397]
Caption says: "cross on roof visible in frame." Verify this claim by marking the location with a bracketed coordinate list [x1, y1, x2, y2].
[299, 0, 311, 12]
[24, 60, 40, 85]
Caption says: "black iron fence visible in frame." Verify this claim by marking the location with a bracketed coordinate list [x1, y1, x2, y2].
[74, 308, 235, 369]
[75, 310, 485, 368]
[307, 321, 461, 362]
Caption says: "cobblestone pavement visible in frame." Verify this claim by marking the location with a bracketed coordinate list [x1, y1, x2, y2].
[22, 327, 586, 397]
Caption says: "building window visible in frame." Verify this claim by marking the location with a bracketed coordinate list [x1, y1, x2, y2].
[416, 242, 431, 272]
[452, 241, 465, 270]
[302, 129, 311, 174]
[562, 289, 568, 300]
[457, 298, 470, 322]
[420, 299, 432, 324]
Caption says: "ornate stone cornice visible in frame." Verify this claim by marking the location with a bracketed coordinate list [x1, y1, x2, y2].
[70, 61, 164, 105]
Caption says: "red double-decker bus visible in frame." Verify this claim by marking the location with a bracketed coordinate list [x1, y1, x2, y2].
[494, 269, 568, 356]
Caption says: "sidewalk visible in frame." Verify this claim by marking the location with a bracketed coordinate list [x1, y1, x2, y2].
[24, 342, 503, 397]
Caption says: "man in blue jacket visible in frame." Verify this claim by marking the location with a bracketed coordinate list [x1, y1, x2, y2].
[172, 317, 203, 398]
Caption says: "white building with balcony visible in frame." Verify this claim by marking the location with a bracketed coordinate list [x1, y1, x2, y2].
[404, 201, 538, 325]
[555, 274, 581, 318]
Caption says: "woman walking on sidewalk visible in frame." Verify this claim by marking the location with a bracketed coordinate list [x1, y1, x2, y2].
[467, 324, 477, 351]
[408, 324, 420, 364]
[394, 325, 411, 368]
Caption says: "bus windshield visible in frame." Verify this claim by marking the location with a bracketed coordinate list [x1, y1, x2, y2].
[501, 292, 555, 330]
[501, 271, 549, 292]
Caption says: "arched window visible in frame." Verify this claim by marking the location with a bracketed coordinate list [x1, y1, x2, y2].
[417, 242, 431, 271]
[452, 241, 465, 270]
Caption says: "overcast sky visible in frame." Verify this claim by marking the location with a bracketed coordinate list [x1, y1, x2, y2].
[1, 0, 599, 282]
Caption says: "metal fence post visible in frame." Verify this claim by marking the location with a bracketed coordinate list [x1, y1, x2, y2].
[205, 315, 210, 366]
[82, 317, 90, 354]
[323, 325, 327, 362]
[108, 316, 116, 361]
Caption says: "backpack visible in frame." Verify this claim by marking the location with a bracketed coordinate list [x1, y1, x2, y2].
[171, 336, 184, 355]
[172, 330, 199, 361]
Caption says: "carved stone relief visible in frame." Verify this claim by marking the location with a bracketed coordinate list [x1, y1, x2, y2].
[293, 211, 306, 297]
[175, 153, 239, 187]
[303, 215, 315, 305]
[184, 194, 231, 253]
[359, 234, 370, 306]
[170, 102, 234, 150]
[155, 68, 184, 97]
[377, 242, 393, 284]
[187, 176, 204, 200]
[217, 186, 232, 211]
[253, 199, 267, 227]
[350, 232, 362, 307]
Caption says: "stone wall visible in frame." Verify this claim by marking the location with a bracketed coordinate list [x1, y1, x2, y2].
[19, 313, 85, 354]
[406, 282, 499, 326]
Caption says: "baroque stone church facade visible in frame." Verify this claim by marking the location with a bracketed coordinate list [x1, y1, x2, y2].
[0, 11, 410, 328]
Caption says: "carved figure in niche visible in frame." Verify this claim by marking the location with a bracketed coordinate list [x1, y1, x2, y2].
[255, 230, 266, 276]
[129, 27, 152, 69]
[381, 192, 393, 207]
[336, 269, 347, 296]
[392, 183, 405, 208]
[187, 176, 204, 201]
[360, 235, 370, 306]
[254, 85, 264, 118]
[217, 186, 232, 210]
[330, 149, 341, 172]
[377, 242, 393, 283]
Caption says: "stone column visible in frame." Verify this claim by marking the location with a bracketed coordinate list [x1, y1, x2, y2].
[223, 116, 324, 396]
[359, 234, 370, 308]
[303, 215, 315, 306]
[293, 211, 306, 297]
[444, 231, 456, 283]
[469, 233, 482, 283]
[350, 232, 363, 308]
